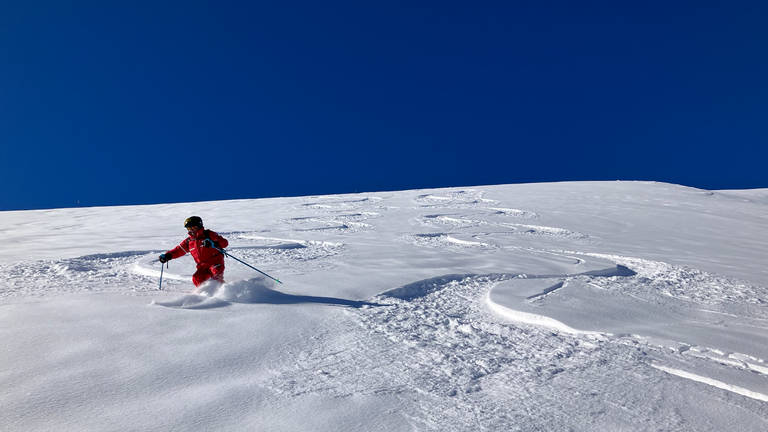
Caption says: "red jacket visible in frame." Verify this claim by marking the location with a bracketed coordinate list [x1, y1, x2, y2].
[167, 229, 229, 269]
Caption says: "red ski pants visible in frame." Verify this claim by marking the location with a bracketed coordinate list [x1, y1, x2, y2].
[192, 263, 225, 287]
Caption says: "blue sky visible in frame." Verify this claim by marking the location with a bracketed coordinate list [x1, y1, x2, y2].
[1, 1, 766, 211]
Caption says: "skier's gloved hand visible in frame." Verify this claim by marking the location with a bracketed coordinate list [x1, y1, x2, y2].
[202, 239, 219, 248]
[159, 253, 171, 263]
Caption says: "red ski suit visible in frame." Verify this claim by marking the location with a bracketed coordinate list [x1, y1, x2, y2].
[166, 229, 229, 287]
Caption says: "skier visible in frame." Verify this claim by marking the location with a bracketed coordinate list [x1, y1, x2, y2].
[159, 216, 229, 287]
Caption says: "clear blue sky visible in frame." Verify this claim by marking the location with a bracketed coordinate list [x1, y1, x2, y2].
[1, 1, 766, 211]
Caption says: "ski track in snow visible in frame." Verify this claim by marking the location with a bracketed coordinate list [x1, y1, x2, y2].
[296, 196, 394, 212]
[261, 188, 768, 425]
[264, 275, 638, 431]
[264, 268, 768, 429]
[489, 207, 540, 219]
[415, 214, 490, 229]
[263, 269, 768, 429]
[275, 212, 381, 235]
[414, 189, 501, 208]
[494, 224, 597, 242]
[0, 251, 163, 298]
[400, 233, 500, 254]
[0, 237, 349, 298]
[580, 253, 768, 308]
[411, 203, 595, 244]
[4, 185, 768, 430]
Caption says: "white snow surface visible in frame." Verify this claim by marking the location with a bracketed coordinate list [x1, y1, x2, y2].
[2, 181, 768, 431]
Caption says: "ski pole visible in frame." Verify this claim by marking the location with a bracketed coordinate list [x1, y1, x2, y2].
[159, 261, 165, 290]
[214, 246, 282, 284]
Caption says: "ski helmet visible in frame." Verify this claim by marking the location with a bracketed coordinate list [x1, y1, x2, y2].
[184, 216, 203, 229]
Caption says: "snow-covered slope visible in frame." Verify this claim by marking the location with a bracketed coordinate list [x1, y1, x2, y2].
[2, 182, 767, 431]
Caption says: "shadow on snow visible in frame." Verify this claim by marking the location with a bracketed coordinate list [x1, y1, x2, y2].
[153, 277, 381, 310]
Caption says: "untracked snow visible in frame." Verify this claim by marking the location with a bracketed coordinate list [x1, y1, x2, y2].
[1, 181, 768, 431]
